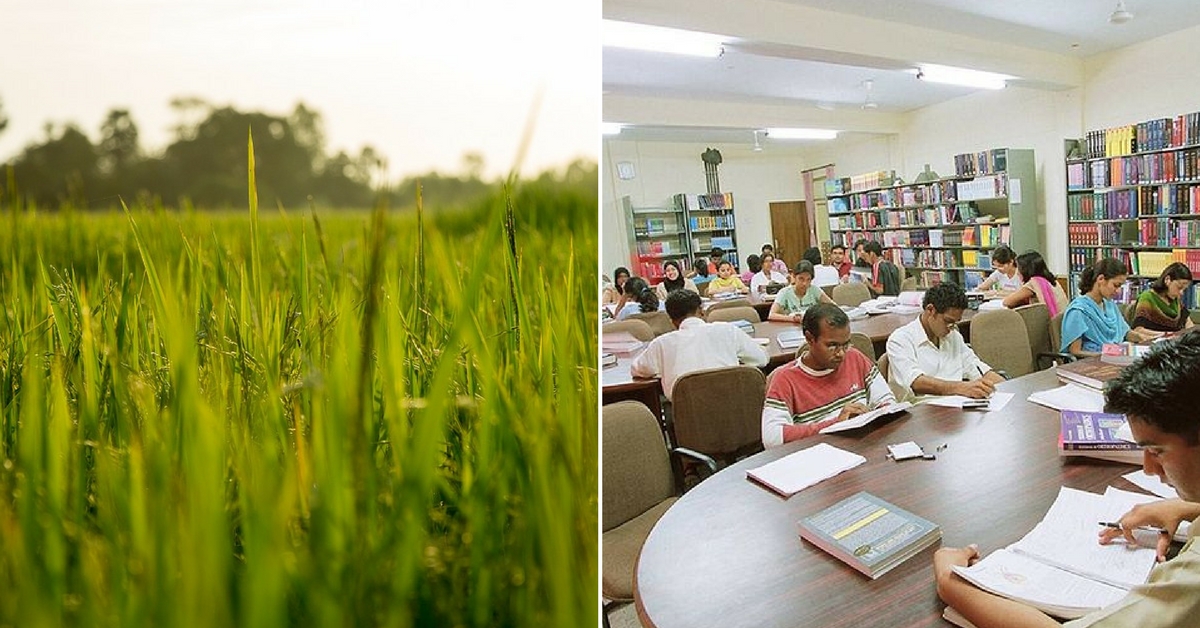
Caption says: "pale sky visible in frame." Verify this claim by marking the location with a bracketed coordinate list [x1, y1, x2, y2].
[0, 0, 598, 179]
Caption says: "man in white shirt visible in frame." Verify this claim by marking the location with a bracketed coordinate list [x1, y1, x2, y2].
[885, 282, 1005, 401]
[631, 290, 769, 400]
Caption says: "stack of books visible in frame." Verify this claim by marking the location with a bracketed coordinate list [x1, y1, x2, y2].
[797, 492, 941, 579]
[1100, 342, 1151, 365]
[1055, 358, 1124, 391]
[1059, 410, 1140, 465]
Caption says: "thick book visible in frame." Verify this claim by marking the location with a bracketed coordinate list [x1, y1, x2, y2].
[745, 443, 865, 498]
[1059, 410, 1140, 464]
[818, 401, 913, 434]
[797, 491, 941, 579]
[776, 329, 804, 350]
[601, 352, 618, 367]
[951, 487, 1158, 619]
[1055, 358, 1124, 391]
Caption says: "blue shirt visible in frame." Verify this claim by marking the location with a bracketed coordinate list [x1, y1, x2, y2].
[1061, 296, 1130, 353]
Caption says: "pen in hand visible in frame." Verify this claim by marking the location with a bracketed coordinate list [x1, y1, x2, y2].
[1098, 521, 1170, 535]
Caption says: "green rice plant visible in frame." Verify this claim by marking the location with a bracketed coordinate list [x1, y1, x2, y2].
[0, 144, 598, 627]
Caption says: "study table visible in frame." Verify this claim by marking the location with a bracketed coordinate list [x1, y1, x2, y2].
[633, 368, 1143, 628]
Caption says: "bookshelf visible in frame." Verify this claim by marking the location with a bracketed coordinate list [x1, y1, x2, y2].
[622, 196, 691, 283]
[673, 192, 740, 270]
[1064, 111, 1200, 306]
[826, 148, 1040, 289]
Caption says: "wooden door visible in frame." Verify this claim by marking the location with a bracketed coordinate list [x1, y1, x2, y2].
[769, 200, 810, 270]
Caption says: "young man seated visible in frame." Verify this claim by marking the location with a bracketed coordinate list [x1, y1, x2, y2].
[935, 332, 1200, 628]
[631, 289, 768, 401]
[859, 241, 901, 297]
[885, 282, 1004, 401]
[761, 303, 895, 448]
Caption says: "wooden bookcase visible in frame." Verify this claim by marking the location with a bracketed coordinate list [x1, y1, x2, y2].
[826, 149, 1040, 289]
[622, 192, 740, 283]
[1064, 111, 1200, 305]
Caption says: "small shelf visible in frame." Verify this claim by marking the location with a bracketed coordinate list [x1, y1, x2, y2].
[631, 208, 681, 215]
[635, 231, 686, 238]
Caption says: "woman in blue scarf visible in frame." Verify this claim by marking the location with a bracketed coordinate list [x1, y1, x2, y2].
[1061, 257, 1162, 356]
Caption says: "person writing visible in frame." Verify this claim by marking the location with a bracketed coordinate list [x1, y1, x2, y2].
[859, 241, 901, 297]
[886, 282, 1004, 401]
[1131, 262, 1195, 333]
[761, 303, 895, 448]
[767, 261, 834, 323]
[976, 245, 1022, 294]
[631, 290, 768, 401]
[935, 332, 1200, 628]
[707, 260, 750, 296]
[1061, 257, 1161, 357]
[654, 260, 699, 302]
[1001, 250, 1068, 316]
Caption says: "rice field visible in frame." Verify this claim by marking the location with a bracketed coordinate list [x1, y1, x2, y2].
[0, 155, 598, 626]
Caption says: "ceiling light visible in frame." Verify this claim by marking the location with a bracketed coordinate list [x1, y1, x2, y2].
[752, 130, 763, 152]
[1109, 0, 1133, 24]
[915, 64, 1011, 90]
[765, 128, 838, 140]
[862, 79, 878, 110]
[601, 122, 624, 136]
[603, 19, 726, 57]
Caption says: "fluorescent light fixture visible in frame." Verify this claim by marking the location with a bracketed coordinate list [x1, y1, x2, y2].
[915, 64, 1011, 90]
[765, 128, 838, 140]
[601, 122, 624, 136]
[603, 19, 725, 57]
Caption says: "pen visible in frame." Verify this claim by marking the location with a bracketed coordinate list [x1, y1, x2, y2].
[1098, 521, 1170, 535]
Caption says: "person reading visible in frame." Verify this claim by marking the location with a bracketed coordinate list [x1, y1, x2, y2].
[977, 245, 1022, 294]
[750, 253, 788, 294]
[1131, 262, 1195, 333]
[767, 261, 835, 323]
[886, 282, 1004, 401]
[613, 276, 660, 320]
[761, 303, 895, 448]
[935, 331, 1200, 628]
[859, 241, 901, 297]
[631, 290, 768, 401]
[1001, 250, 1068, 316]
[707, 260, 750, 296]
[829, 244, 852, 280]
[1061, 257, 1162, 357]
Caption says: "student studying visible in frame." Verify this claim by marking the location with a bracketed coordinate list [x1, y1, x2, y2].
[767, 260, 834, 322]
[1131, 262, 1195, 334]
[935, 332, 1200, 628]
[1061, 258, 1162, 357]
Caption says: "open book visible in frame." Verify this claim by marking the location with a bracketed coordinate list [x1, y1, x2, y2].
[950, 486, 1160, 619]
[745, 443, 865, 497]
[819, 401, 913, 434]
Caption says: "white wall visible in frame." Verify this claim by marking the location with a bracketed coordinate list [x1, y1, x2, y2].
[1083, 23, 1200, 130]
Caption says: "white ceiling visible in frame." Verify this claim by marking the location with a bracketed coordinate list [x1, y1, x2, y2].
[603, 0, 1200, 145]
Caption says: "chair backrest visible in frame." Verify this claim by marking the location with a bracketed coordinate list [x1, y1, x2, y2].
[970, 307, 1035, 378]
[1120, 300, 1137, 325]
[628, 310, 675, 337]
[695, 280, 709, 297]
[1013, 303, 1052, 360]
[602, 319, 655, 342]
[831, 282, 871, 307]
[820, 284, 836, 298]
[602, 401, 676, 532]
[705, 306, 761, 325]
[707, 298, 753, 312]
[671, 365, 766, 464]
[900, 276, 919, 292]
[849, 331, 875, 361]
[876, 353, 889, 381]
[1050, 311, 1066, 354]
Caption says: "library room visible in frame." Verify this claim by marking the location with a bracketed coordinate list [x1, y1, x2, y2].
[601, 2, 1200, 628]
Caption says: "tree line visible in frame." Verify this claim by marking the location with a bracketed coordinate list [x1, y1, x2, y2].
[0, 95, 588, 211]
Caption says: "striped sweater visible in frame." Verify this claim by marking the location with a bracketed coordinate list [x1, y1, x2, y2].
[761, 349, 895, 448]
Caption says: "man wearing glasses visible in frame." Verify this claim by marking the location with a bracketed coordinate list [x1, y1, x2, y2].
[886, 282, 1005, 402]
[761, 303, 896, 448]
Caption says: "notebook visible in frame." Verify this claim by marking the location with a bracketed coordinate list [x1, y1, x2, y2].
[819, 402, 913, 434]
[745, 443, 866, 498]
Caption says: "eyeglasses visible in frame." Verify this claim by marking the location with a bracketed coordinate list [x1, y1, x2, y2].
[939, 314, 961, 330]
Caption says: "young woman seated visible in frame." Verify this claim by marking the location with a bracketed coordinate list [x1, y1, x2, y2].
[1061, 257, 1162, 357]
[976, 245, 1021, 294]
[1132, 262, 1196, 333]
[1000, 251, 1068, 315]
[768, 261, 835, 323]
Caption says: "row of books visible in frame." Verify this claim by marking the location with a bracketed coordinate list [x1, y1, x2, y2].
[1072, 147, 1200, 188]
[838, 170, 894, 194]
[955, 173, 1007, 200]
[1065, 222, 1126, 246]
[634, 217, 683, 236]
[1133, 217, 1200, 248]
[635, 240, 683, 256]
[694, 192, 734, 210]
[829, 182, 972, 213]
[1067, 246, 1200, 282]
[687, 214, 735, 230]
[691, 235, 735, 253]
[1082, 112, 1200, 159]
[954, 148, 1009, 177]
[1065, 189, 1139, 220]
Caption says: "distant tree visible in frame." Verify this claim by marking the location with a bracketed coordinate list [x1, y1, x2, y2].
[98, 108, 140, 175]
[11, 124, 99, 207]
[168, 95, 211, 142]
[289, 102, 325, 170]
[460, 152, 485, 180]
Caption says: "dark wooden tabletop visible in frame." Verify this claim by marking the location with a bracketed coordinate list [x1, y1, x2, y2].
[634, 367, 1142, 628]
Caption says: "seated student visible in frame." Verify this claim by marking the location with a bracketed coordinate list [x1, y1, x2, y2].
[976, 245, 1022, 293]
[1001, 250, 1069, 316]
[631, 290, 768, 401]
[1132, 262, 1195, 333]
[802, 246, 841, 286]
[740, 254, 761, 285]
[613, 276, 661, 320]
[768, 261, 835, 322]
[761, 303, 895, 448]
[706, 246, 726, 275]
[750, 253, 789, 294]
[829, 244, 853, 280]
[603, 266, 631, 305]
[934, 331, 1200, 628]
[886, 282, 1005, 401]
[860, 241, 901, 297]
[654, 259, 699, 302]
[1062, 257, 1161, 356]
[761, 243, 789, 274]
[707, 261, 750, 296]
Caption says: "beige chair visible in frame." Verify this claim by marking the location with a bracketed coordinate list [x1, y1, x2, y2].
[671, 365, 767, 467]
[628, 310, 674, 337]
[849, 331, 875, 361]
[831, 282, 871, 307]
[1121, 300, 1137, 325]
[900, 276, 919, 292]
[820, 284, 836, 298]
[705, 306, 761, 325]
[1050, 311, 1066, 355]
[969, 308, 1035, 378]
[1012, 303, 1072, 369]
[707, 298, 753, 312]
[602, 319, 655, 342]
[602, 401, 715, 616]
